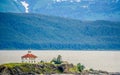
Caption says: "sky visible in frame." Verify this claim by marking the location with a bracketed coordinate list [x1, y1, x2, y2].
[0, 0, 120, 21]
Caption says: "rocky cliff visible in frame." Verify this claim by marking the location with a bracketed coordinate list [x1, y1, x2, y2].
[0, 63, 76, 75]
[0, 63, 120, 75]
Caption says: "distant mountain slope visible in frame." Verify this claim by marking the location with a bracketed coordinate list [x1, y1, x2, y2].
[0, 0, 24, 13]
[0, 0, 120, 21]
[0, 12, 120, 50]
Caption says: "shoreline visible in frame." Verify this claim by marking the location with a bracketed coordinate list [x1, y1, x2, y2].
[0, 50, 120, 72]
[0, 50, 120, 51]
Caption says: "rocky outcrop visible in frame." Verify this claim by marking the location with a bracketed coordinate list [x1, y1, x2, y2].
[0, 63, 120, 75]
[0, 63, 75, 75]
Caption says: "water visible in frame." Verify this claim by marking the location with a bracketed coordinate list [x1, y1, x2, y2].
[0, 50, 120, 72]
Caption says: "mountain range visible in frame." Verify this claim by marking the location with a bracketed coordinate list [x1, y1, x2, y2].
[0, 0, 120, 21]
[0, 12, 120, 50]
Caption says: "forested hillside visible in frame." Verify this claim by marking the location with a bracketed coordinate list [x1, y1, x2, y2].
[0, 12, 120, 50]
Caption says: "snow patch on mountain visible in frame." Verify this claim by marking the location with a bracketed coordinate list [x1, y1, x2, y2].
[53, 0, 81, 3]
[21, 1, 29, 13]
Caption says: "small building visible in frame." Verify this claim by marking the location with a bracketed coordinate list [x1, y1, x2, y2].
[21, 51, 37, 63]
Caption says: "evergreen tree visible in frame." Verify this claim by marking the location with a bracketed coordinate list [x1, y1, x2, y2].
[51, 55, 62, 64]
[77, 63, 85, 72]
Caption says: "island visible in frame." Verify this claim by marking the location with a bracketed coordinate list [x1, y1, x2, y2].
[0, 52, 119, 75]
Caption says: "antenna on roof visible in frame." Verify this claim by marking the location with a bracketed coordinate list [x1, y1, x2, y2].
[28, 51, 31, 53]
[28, 47, 32, 53]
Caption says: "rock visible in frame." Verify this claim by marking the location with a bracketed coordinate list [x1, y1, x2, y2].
[109, 72, 120, 75]
[0, 63, 119, 75]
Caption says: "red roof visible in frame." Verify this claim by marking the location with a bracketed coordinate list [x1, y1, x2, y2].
[21, 53, 37, 58]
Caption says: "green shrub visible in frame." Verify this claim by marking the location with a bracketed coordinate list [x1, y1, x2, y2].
[77, 63, 85, 72]
[69, 66, 77, 73]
